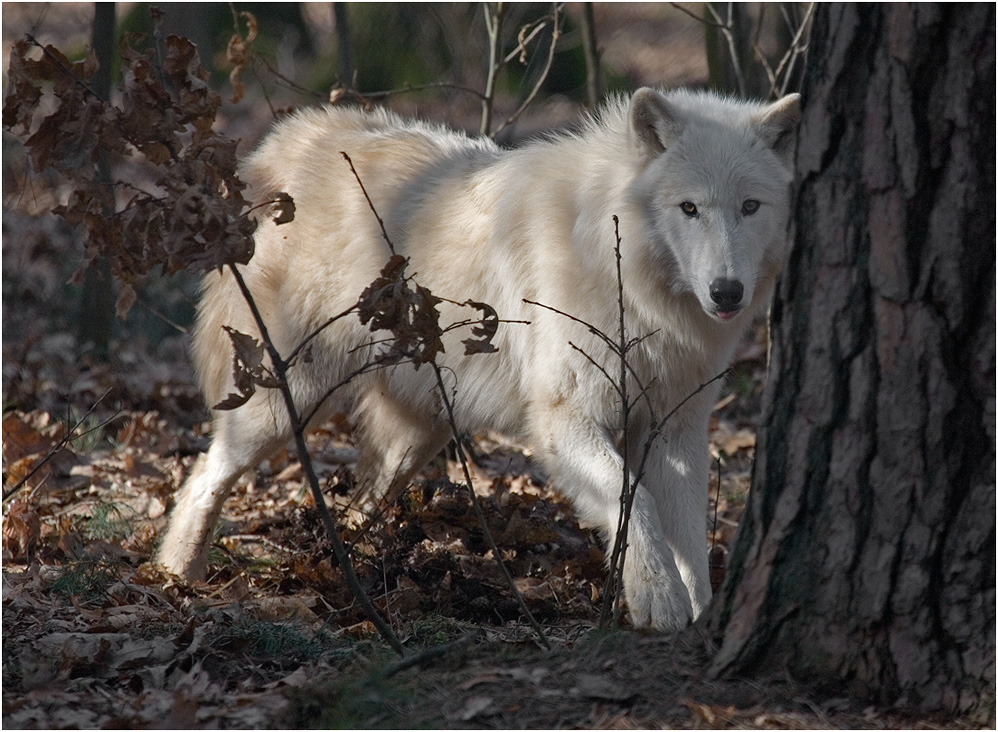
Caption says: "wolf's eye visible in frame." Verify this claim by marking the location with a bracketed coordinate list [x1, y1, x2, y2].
[680, 201, 698, 217]
[742, 199, 760, 215]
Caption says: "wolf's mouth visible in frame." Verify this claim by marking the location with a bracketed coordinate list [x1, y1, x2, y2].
[713, 309, 740, 321]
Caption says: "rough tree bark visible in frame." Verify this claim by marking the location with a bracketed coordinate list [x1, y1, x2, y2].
[710, 3, 995, 719]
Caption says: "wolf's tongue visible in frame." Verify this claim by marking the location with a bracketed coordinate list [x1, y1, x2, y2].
[716, 311, 738, 321]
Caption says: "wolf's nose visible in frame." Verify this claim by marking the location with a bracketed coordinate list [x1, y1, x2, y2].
[709, 278, 744, 309]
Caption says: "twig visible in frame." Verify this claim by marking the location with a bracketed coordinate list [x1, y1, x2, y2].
[632, 368, 733, 497]
[753, 3, 814, 99]
[330, 156, 547, 648]
[296, 354, 384, 438]
[3, 390, 116, 503]
[384, 633, 475, 677]
[480, 2, 507, 136]
[603, 215, 632, 625]
[492, 3, 562, 138]
[134, 292, 190, 335]
[340, 152, 395, 256]
[524, 297, 658, 417]
[669, 3, 727, 30]
[710, 455, 722, 548]
[431, 362, 551, 650]
[24, 35, 99, 98]
[362, 81, 487, 103]
[772, 2, 814, 97]
[522, 299, 617, 352]
[503, 18, 546, 65]
[285, 304, 359, 367]
[569, 342, 623, 401]
[226, 262, 406, 657]
[250, 53, 327, 101]
[704, 3, 746, 98]
[441, 316, 530, 335]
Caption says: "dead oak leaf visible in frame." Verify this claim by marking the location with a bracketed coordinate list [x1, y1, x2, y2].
[460, 300, 499, 355]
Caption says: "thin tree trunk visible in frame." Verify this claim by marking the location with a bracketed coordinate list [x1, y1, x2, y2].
[76, 2, 116, 359]
[711, 3, 995, 719]
[579, 2, 601, 109]
[333, 3, 353, 87]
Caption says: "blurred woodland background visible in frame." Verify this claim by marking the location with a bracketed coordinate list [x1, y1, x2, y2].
[4, 2, 805, 364]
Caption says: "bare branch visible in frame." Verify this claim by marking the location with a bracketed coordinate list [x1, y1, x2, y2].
[569, 342, 624, 400]
[480, 2, 507, 136]
[773, 2, 815, 97]
[491, 4, 562, 138]
[225, 262, 406, 657]
[669, 2, 727, 29]
[285, 303, 359, 367]
[705, 3, 746, 98]
[2, 390, 116, 503]
[503, 17, 546, 65]
[430, 361, 551, 650]
[522, 298, 619, 354]
[340, 151, 395, 256]
[362, 81, 487, 103]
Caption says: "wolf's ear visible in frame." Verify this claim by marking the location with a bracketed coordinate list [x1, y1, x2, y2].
[629, 88, 684, 161]
[755, 93, 801, 166]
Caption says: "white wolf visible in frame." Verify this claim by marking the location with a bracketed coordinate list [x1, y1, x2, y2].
[157, 87, 800, 631]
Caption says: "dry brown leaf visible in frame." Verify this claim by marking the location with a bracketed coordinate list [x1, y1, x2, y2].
[3, 500, 40, 558]
[225, 11, 258, 104]
[514, 577, 555, 601]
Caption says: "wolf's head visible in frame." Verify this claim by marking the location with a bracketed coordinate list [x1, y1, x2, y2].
[626, 88, 800, 322]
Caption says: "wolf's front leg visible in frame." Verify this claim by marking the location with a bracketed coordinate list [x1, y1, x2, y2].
[156, 448, 239, 581]
[643, 427, 713, 619]
[158, 397, 292, 581]
[614, 486, 696, 630]
[534, 411, 694, 631]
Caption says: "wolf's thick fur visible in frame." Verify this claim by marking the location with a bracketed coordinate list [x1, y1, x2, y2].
[157, 88, 800, 631]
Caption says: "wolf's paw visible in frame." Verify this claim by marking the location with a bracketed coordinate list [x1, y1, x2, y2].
[155, 542, 209, 583]
[623, 553, 694, 632]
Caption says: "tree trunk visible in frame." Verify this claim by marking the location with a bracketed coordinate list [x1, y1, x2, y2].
[333, 3, 354, 87]
[579, 2, 602, 109]
[711, 3, 995, 719]
[76, 2, 117, 360]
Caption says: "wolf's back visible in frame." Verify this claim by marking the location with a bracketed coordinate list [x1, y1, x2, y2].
[190, 107, 502, 408]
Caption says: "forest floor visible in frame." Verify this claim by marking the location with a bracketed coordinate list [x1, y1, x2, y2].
[2, 4, 983, 729]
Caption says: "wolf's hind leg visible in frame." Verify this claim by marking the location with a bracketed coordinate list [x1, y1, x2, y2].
[156, 396, 292, 581]
[349, 387, 450, 525]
